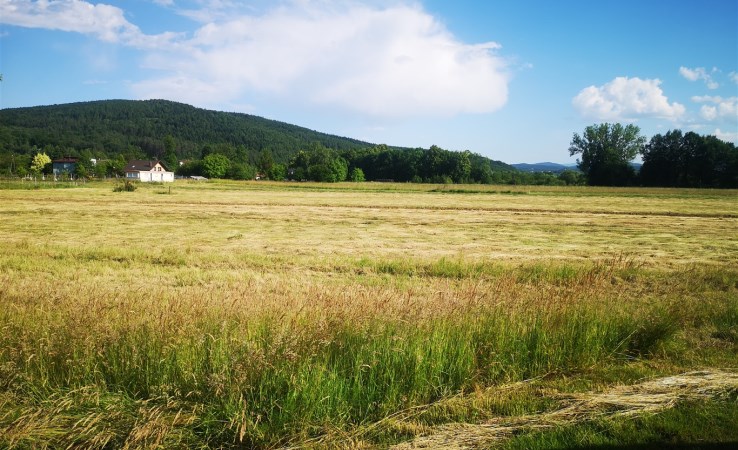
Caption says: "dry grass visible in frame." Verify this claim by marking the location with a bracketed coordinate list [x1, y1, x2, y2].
[1, 181, 736, 267]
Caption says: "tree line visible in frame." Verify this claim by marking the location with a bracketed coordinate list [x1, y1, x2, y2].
[1, 99, 734, 187]
[6, 137, 586, 186]
[569, 123, 737, 188]
[172, 141, 529, 184]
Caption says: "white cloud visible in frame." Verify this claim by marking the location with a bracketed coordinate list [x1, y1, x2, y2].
[177, 0, 246, 23]
[691, 95, 738, 121]
[730, 72, 738, 85]
[714, 129, 738, 144]
[700, 105, 718, 121]
[2, 0, 510, 119]
[0, 0, 180, 47]
[132, 1, 510, 118]
[572, 76, 685, 121]
[679, 66, 719, 89]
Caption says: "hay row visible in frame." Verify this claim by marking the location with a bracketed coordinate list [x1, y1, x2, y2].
[391, 370, 738, 450]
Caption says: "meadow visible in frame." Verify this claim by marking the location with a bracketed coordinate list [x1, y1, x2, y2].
[0, 180, 736, 448]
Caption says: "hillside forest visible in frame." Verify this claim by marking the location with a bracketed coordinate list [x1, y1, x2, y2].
[0, 99, 736, 187]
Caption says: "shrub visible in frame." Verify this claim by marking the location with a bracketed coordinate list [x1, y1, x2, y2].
[113, 180, 137, 192]
[349, 167, 366, 182]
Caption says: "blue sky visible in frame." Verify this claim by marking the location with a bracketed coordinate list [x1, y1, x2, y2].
[1, 0, 736, 163]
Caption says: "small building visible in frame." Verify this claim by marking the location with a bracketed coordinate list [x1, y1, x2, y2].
[124, 160, 174, 182]
[52, 157, 79, 176]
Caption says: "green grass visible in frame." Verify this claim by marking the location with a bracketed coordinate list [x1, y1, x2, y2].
[0, 289, 680, 445]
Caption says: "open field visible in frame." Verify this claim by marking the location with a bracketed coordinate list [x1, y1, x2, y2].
[1, 180, 737, 448]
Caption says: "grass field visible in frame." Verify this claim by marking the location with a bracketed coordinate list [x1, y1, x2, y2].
[1, 180, 737, 448]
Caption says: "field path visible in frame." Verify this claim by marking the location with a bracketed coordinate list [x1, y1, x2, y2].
[391, 370, 738, 449]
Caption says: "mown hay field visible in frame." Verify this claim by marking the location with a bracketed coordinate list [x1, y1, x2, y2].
[1, 180, 737, 448]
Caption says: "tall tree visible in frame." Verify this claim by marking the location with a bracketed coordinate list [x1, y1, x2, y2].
[640, 130, 686, 187]
[569, 123, 645, 186]
[450, 150, 472, 183]
[162, 135, 178, 171]
[257, 149, 275, 175]
[202, 153, 231, 179]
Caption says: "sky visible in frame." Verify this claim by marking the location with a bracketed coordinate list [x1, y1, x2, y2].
[0, 0, 736, 164]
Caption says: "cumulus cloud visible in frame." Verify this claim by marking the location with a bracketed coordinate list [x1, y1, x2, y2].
[691, 95, 738, 121]
[572, 77, 685, 121]
[679, 66, 719, 89]
[730, 72, 738, 85]
[0, 0, 179, 47]
[1, 0, 510, 118]
[132, 1, 510, 118]
[714, 129, 738, 143]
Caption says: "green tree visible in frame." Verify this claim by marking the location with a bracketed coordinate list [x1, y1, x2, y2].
[258, 149, 275, 175]
[107, 155, 127, 177]
[268, 163, 287, 181]
[349, 167, 365, 182]
[640, 131, 738, 188]
[308, 157, 348, 182]
[162, 135, 178, 171]
[227, 162, 257, 180]
[290, 143, 349, 182]
[74, 159, 93, 179]
[451, 150, 471, 183]
[93, 160, 108, 178]
[177, 160, 204, 177]
[421, 145, 446, 181]
[30, 152, 51, 176]
[569, 123, 645, 186]
[640, 130, 688, 187]
[470, 157, 493, 184]
[558, 169, 585, 186]
[202, 153, 231, 179]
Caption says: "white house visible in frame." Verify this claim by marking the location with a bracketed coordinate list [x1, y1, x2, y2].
[124, 160, 174, 182]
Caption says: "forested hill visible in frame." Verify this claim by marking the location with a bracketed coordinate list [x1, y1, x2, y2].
[0, 99, 374, 163]
[0, 99, 523, 183]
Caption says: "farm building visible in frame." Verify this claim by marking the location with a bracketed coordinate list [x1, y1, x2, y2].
[124, 160, 174, 182]
[52, 157, 79, 176]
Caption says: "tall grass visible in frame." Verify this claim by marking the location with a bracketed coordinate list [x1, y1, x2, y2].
[1, 258, 715, 447]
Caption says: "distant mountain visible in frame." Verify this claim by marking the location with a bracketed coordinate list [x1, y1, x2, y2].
[512, 162, 578, 173]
